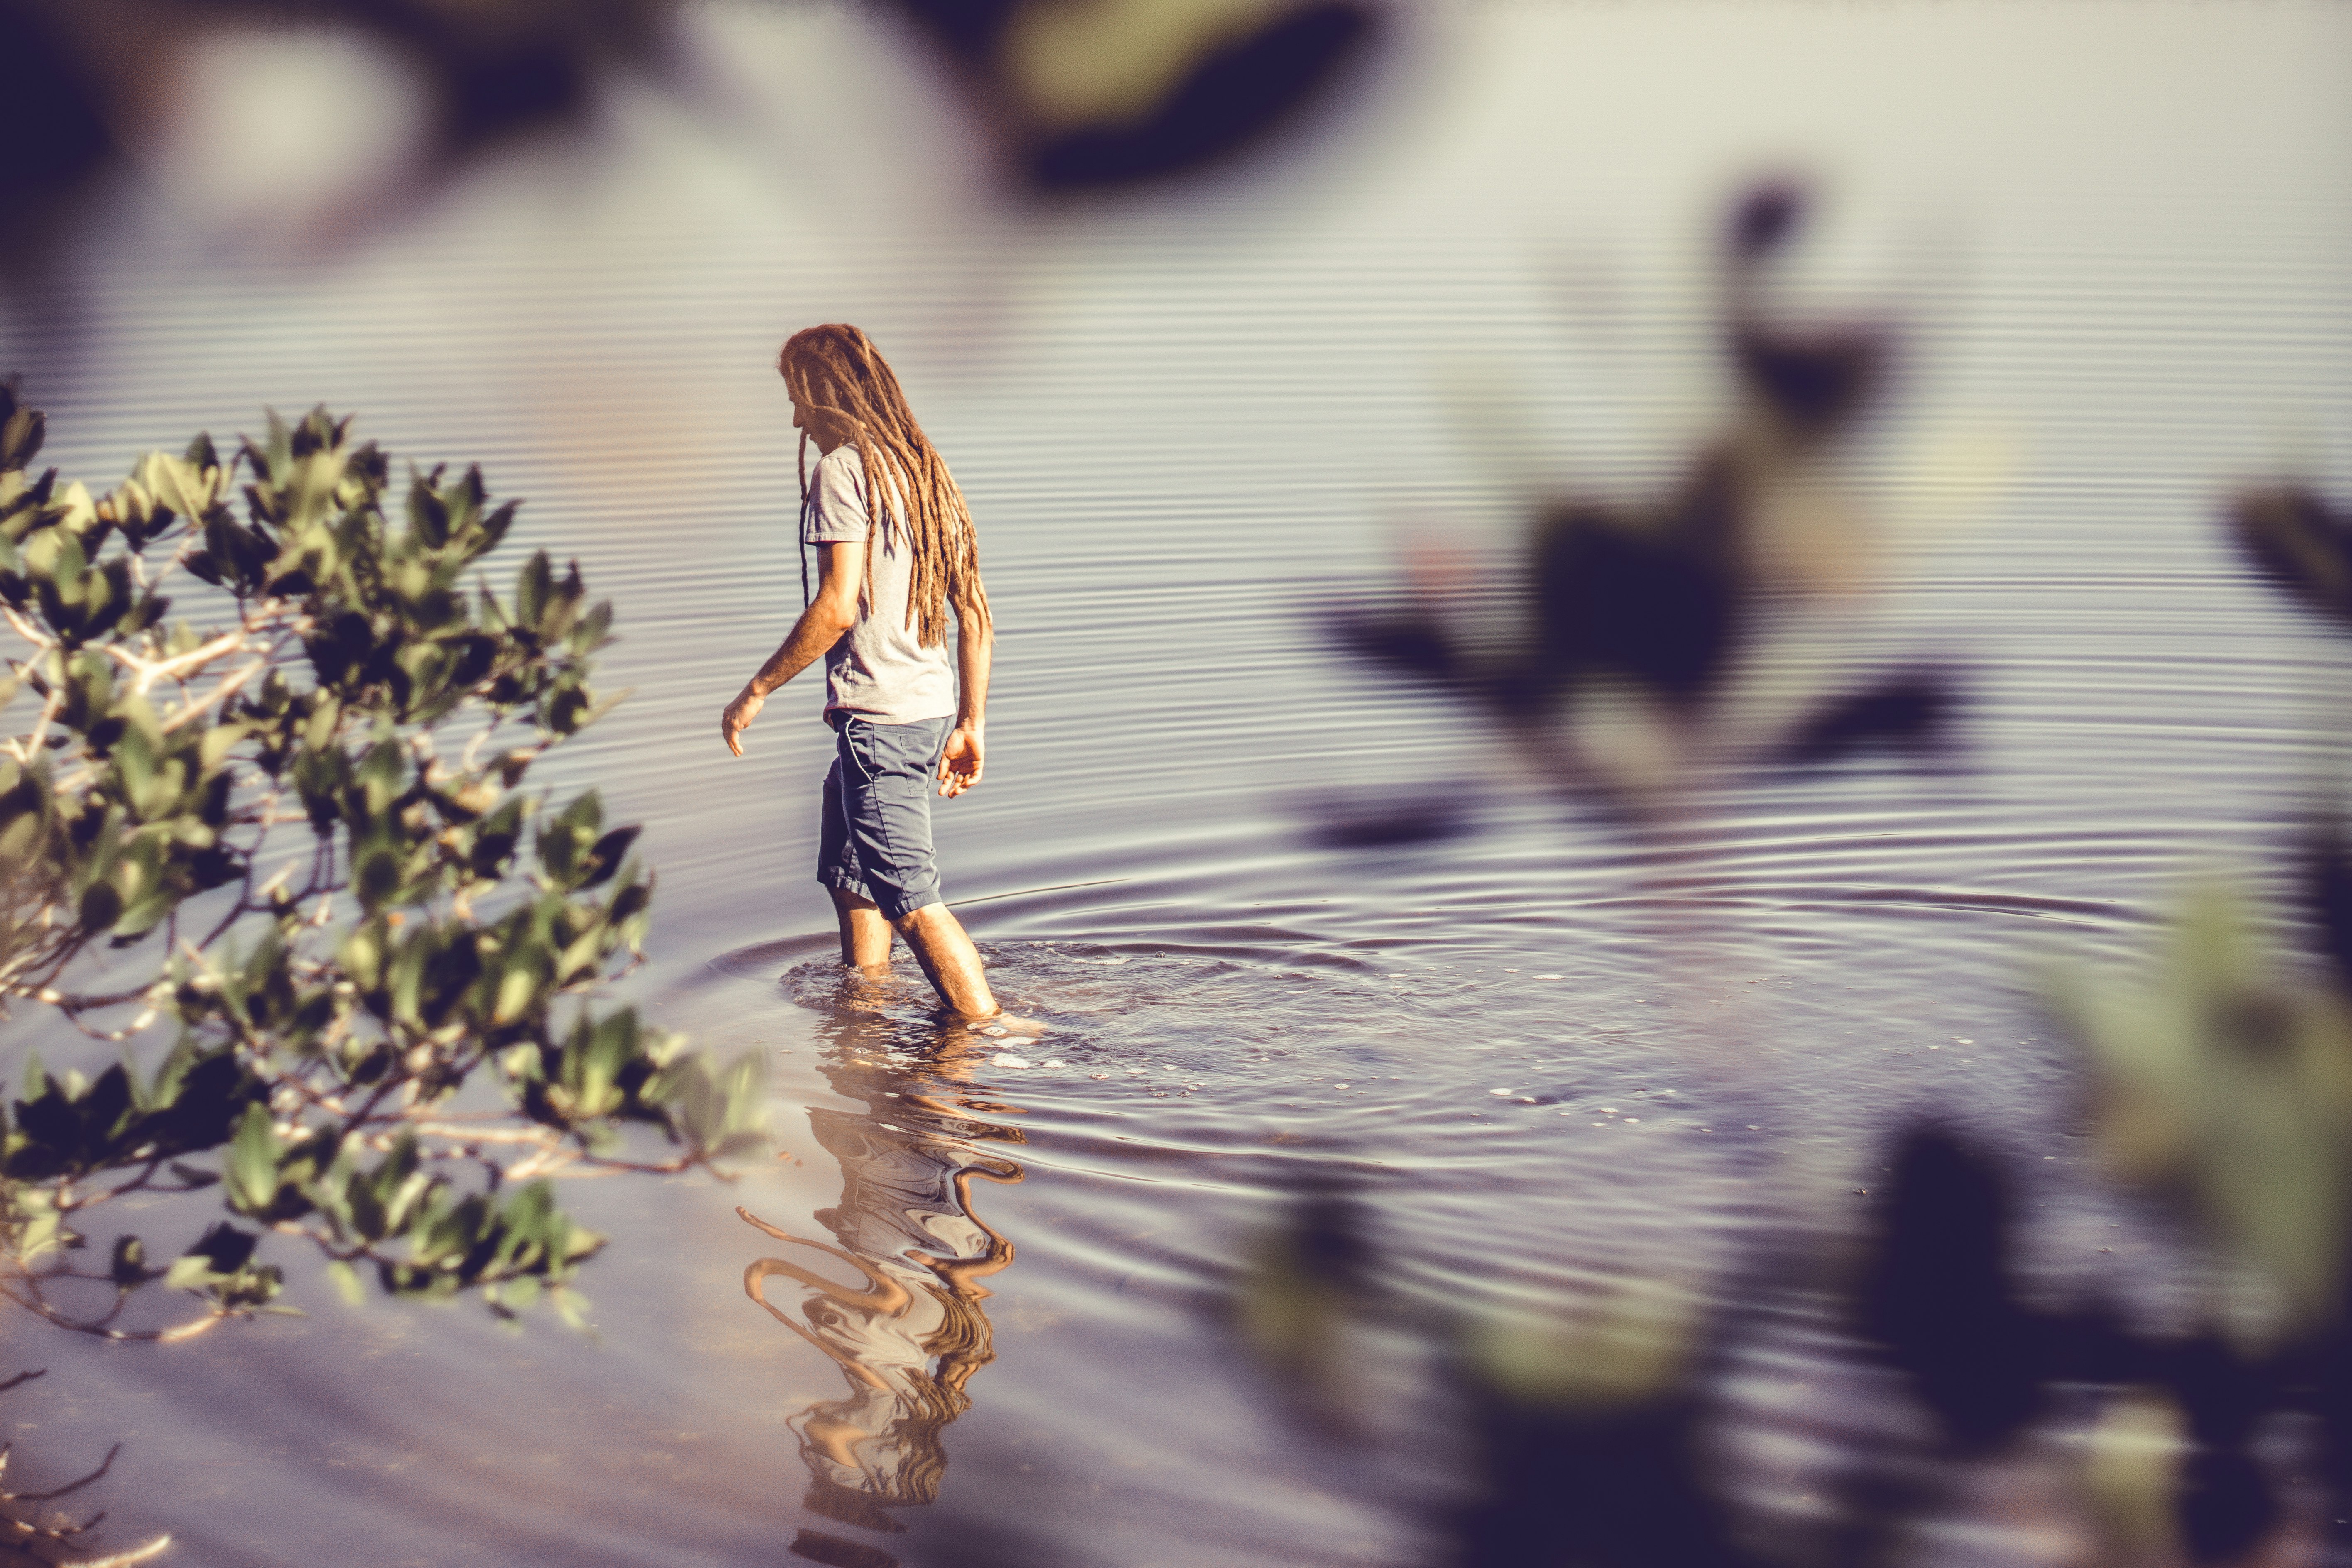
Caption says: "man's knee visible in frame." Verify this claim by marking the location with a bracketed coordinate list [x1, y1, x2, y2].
[889, 898, 950, 935]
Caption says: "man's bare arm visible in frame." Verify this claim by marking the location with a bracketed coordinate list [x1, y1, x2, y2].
[938, 597, 992, 797]
[720, 541, 863, 756]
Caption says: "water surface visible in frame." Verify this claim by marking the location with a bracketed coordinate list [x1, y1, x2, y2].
[5, 2, 2352, 1562]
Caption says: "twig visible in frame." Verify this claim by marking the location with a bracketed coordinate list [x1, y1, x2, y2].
[136, 518, 215, 601]
[49, 1534, 174, 1568]
[105, 628, 248, 697]
[7, 660, 66, 767]
[157, 648, 272, 736]
[0, 604, 55, 652]
[2, 1443, 118, 1502]
[0, 1282, 228, 1345]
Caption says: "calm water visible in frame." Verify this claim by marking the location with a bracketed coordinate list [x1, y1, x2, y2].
[5, 2, 2352, 1563]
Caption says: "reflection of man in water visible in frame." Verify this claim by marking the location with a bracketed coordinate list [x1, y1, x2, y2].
[719, 323, 1002, 1018]
[739, 1036, 1021, 1531]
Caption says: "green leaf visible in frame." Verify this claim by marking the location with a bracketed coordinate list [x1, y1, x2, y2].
[478, 499, 520, 555]
[164, 1254, 215, 1291]
[226, 1102, 281, 1215]
[110, 1233, 156, 1287]
[516, 550, 551, 629]
[409, 475, 451, 549]
[2048, 880, 2352, 1345]
[0, 405, 44, 471]
[494, 1275, 542, 1315]
[169, 1221, 259, 1288]
[12, 1191, 63, 1262]
[493, 945, 546, 1025]
[76, 879, 123, 932]
[354, 845, 401, 912]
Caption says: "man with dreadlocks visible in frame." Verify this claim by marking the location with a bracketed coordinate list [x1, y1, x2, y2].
[720, 324, 1002, 1017]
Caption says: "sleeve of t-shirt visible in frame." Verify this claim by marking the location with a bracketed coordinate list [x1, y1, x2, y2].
[802, 450, 870, 545]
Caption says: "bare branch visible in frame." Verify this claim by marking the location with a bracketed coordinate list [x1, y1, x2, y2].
[0, 604, 55, 652]
[4, 653, 67, 765]
[2, 1443, 118, 1502]
[0, 1282, 231, 1345]
[158, 645, 277, 736]
[51, 1534, 175, 1568]
[105, 627, 249, 697]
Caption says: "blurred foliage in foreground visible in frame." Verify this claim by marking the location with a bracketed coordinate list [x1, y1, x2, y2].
[0, 0, 1378, 283]
[1326, 181, 1960, 829]
[0, 388, 764, 1347]
[1243, 470, 2352, 1567]
[1235, 900, 2352, 1568]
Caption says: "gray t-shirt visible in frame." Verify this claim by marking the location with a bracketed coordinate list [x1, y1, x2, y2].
[802, 444, 958, 724]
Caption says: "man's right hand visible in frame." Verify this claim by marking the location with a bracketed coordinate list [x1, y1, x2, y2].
[721, 687, 764, 756]
[937, 725, 984, 796]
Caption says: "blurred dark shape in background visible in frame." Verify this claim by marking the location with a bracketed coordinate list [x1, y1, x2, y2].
[1525, 464, 1747, 709]
[2302, 824, 2352, 996]
[1723, 181, 1892, 446]
[1857, 1126, 2057, 1453]
[1302, 788, 1473, 849]
[0, 0, 1384, 302]
[1237, 1185, 1740, 1568]
[2210, 498, 2352, 1561]
[5, 0, 670, 171]
[360, 0, 672, 155]
[2228, 482, 2352, 629]
[1230, 893, 2352, 1568]
[0, 0, 677, 311]
[1771, 664, 1961, 770]
[1853, 1125, 2198, 1488]
[1346, 178, 1895, 717]
[1967, 804, 2352, 1561]
[1444, 1290, 1735, 1568]
[1234, 1181, 1378, 1434]
[1850, 1120, 2321, 1566]
[0, 0, 121, 288]
[896, 0, 1378, 188]
[1446, 1384, 1732, 1568]
[1326, 179, 1948, 827]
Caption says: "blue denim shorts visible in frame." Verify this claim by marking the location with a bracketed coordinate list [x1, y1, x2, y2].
[817, 712, 951, 921]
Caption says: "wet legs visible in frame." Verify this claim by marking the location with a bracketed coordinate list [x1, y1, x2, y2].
[831, 886, 894, 971]
[829, 887, 998, 1016]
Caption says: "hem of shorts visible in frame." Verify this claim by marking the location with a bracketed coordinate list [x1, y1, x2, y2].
[879, 890, 942, 921]
[817, 873, 940, 922]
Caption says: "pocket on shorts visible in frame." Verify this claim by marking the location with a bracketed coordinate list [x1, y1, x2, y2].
[839, 719, 877, 783]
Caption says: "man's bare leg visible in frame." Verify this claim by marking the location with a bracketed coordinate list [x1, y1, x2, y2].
[830, 887, 895, 973]
[892, 903, 997, 1016]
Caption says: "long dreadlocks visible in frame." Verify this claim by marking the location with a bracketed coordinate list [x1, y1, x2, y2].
[779, 324, 990, 648]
